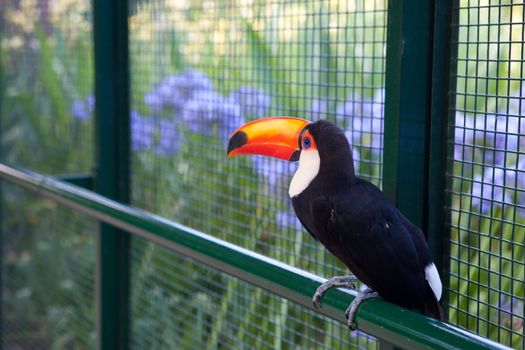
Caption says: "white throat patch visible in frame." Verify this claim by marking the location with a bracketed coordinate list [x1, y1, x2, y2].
[289, 150, 320, 197]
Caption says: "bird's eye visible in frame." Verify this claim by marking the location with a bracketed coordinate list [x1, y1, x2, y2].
[302, 137, 311, 149]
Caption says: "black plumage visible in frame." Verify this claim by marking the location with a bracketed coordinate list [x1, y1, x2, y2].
[291, 120, 442, 320]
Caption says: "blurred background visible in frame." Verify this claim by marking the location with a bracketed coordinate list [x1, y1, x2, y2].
[0, 0, 523, 349]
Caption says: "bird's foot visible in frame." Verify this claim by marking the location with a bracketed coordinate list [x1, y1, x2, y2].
[312, 276, 358, 309]
[345, 288, 379, 330]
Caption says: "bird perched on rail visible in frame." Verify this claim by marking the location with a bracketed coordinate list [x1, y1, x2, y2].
[227, 117, 443, 329]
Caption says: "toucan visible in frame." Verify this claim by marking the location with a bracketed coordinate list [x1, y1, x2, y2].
[227, 117, 443, 329]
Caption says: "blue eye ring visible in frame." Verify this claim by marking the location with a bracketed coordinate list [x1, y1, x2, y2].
[302, 137, 311, 149]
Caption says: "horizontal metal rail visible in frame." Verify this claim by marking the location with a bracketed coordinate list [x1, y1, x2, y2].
[0, 163, 509, 350]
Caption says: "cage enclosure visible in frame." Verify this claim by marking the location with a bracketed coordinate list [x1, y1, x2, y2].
[0, 0, 523, 349]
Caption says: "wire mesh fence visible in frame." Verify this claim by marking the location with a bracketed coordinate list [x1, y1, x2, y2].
[129, 0, 386, 287]
[0, 0, 94, 175]
[0, 1, 96, 348]
[129, 236, 377, 350]
[0, 0, 524, 349]
[0, 183, 96, 349]
[447, 1, 524, 348]
[128, 0, 386, 345]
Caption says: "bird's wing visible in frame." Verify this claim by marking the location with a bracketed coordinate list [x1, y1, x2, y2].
[291, 194, 322, 241]
[309, 180, 428, 308]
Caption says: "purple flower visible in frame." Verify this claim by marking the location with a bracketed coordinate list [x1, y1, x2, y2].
[471, 171, 505, 213]
[156, 119, 182, 156]
[492, 116, 524, 164]
[131, 110, 154, 152]
[337, 89, 384, 151]
[507, 82, 525, 117]
[496, 295, 524, 331]
[454, 111, 525, 165]
[309, 99, 328, 121]
[454, 112, 474, 160]
[219, 112, 245, 142]
[371, 88, 385, 117]
[276, 210, 301, 229]
[336, 88, 384, 121]
[145, 70, 214, 112]
[453, 112, 498, 161]
[71, 94, 94, 121]
[454, 113, 489, 161]
[344, 117, 383, 150]
[456, 111, 525, 213]
[251, 156, 297, 187]
[471, 159, 525, 214]
[336, 91, 364, 120]
[173, 70, 214, 93]
[71, 100, 88, 120]
[181, 90, 221, 132]
[229, 86, 271, 118]
[144, 90, 164, 111]
[181, 89, 244, 139]
[351, 148, 361, 173]
[86, 94, 95, 109]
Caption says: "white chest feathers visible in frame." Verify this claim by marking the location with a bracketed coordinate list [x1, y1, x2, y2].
[289, 149, 321, 197]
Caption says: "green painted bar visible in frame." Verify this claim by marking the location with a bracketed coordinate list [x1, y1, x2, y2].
[427, 0, 458, 320]
[0, 179, 2, 349]
[0, 163, 510, 350]
[58, 174, 94, 190]
[0, 30, 4, 349]
[383, 0, 433, 229]
[384, 0, 457, 323]
[382, 0, 402, 204]
[93, 0, 130, 348]
[442, 1, 461, 321]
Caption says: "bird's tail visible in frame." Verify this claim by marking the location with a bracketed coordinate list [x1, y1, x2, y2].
[424, 284, 444, 321]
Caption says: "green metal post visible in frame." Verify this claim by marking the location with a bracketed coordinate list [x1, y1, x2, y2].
[93, 0, 130, 349]
[427, 0, 458, 320]
[383, 0, 434, 229]
[0, 188, 2, 350]
[0, 29, 4, 348]
[58, 173, 94, 190]
[378, 1, 435, 335]
[384, 0, 457, 322]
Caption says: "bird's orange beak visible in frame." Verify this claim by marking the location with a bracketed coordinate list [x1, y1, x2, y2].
[227, 117, 310, 162]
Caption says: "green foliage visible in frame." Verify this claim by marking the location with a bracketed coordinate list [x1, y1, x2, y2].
[1, 186, 95, 349]
[1, 25, 93, 174]
[1, 5, 96, 348]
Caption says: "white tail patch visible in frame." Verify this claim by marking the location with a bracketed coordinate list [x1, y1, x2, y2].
[425, 263, 442, 301]
[289, 149, 320, 197]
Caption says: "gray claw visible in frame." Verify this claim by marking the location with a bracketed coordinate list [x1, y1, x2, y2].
[344, 289, 379, 331]
[311, 276, 358, 310]
[312, 293, 322, 309]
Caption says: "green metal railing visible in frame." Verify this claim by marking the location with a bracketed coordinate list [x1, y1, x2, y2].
[0, 163, 510, 350]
